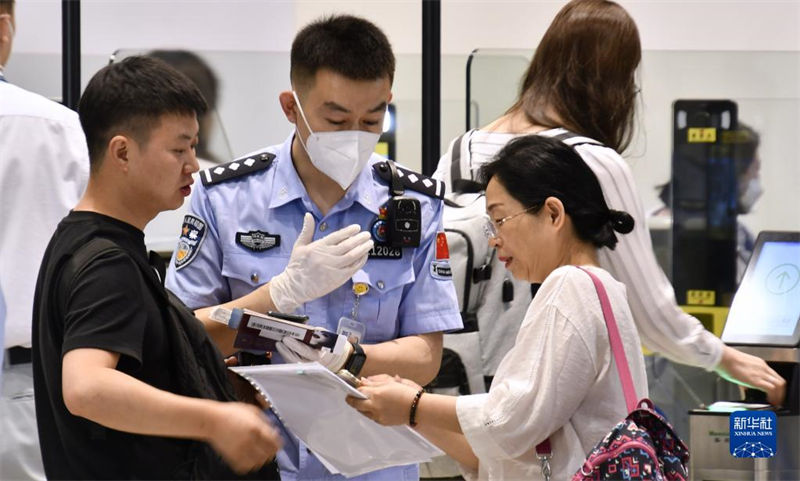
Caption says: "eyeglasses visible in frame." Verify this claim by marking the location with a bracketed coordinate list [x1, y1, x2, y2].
[483, 205, 538, 238]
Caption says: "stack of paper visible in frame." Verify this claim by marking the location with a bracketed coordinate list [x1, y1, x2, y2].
[231, 362, 444, 477]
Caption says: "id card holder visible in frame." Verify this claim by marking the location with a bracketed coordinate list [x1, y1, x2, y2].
[337, 317, 366, 344]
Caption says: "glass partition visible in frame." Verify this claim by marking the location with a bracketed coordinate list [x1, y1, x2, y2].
[467, 48, 800, 441]
[12, 45, 798, 262]
[466, 48, 530, 131]
[110, 50, 437, 172]
[104, 51, 473, 177]
[4, 52, 109, 104]
[467, 48, 800, 251]
[106, 49, 436, 251]
[113, 49, 294, 164]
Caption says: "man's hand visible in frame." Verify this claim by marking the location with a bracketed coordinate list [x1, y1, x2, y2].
[716, 345, 787, 406]
[275, 336, 353, 372]
[224, 356, 270, 409]
[204, 402, 282, 475]
[269, 213, 373, 312]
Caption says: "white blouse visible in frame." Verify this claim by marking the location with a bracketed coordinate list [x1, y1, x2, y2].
[455, 265, 648, 480]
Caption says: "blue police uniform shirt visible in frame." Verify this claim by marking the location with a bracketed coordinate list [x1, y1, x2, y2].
[165, 133, 462, 481]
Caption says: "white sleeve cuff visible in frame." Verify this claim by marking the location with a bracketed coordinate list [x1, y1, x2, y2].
[456, 393, 509, 461]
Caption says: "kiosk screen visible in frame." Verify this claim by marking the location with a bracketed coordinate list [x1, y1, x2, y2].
[723, 232, 800, 346]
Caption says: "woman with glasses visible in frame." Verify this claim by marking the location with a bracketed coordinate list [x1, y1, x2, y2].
[348, 134, 645, 480]
[434, 0, 784, 405]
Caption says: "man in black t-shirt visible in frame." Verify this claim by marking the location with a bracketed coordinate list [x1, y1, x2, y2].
[31, 56, 281, 480]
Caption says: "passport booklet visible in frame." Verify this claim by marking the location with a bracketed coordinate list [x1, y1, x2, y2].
[210, 307, 347, 354]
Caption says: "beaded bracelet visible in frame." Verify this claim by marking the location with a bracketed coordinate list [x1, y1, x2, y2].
[409, 388, 425, 427]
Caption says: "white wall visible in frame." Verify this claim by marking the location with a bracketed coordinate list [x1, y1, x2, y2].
[13, 1, 296, 54]
[441, 1, 800, 54]
[14, 1, 799, 56]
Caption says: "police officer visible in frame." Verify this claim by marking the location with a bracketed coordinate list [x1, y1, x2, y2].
[166, 14, 462, 481]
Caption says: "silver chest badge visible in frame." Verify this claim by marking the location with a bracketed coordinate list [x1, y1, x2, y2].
[235, 230, 281, 252]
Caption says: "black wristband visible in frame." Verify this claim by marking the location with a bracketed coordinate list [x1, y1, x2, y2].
[343, 342, 367, 377]
[409, 388, 425, 427]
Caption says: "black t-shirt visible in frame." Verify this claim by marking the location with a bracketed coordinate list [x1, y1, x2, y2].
[32, 211, 194, 479]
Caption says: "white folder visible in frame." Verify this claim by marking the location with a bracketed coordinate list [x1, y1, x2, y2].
[230, 362, 444, 478]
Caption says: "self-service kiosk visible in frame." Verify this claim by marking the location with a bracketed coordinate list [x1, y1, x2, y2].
[690, 231, 800, 480]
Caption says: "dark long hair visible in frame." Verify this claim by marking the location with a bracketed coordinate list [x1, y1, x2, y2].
[510, 0, 641, 152]
[480, 135, 634, 249]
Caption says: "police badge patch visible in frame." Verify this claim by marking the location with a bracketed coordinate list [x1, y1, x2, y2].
[236, 231, 281, 252]
[175, 214, 207, 270]
[430, 261, 452, 280]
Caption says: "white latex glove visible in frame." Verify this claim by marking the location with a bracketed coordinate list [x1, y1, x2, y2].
[269, 213, 373, 313]
[276, 336, 354, 372]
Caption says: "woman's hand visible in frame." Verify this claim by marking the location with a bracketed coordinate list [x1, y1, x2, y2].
[346, 374, 422, 426]
[716, 345, 786, 406]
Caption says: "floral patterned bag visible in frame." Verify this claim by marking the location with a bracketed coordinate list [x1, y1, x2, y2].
[571, 398, 689, 480]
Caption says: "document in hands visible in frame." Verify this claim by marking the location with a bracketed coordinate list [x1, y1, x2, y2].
[213, 307, 348, 354]
[230, 362, 444, 477]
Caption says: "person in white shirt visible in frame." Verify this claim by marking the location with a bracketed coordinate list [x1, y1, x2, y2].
[433, 0, 785, 406]
[349, 134, 648, 480]
[0, 1, 89, 478]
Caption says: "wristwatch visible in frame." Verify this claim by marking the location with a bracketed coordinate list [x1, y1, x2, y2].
[343, 342, 367, 377]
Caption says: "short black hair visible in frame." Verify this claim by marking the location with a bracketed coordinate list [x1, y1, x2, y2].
[0, 0, 13, 14]
[78, 56, 207, 169]
[480, 135, 634, 250]
[290, 15, 395, 90]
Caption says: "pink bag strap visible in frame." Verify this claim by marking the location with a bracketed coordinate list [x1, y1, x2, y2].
[576, 266, 638, 413]
[535, 266, 638, 466]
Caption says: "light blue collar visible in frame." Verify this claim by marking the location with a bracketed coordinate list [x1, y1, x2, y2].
[267, 133, 312, 210]
[341, 156, 383, 216]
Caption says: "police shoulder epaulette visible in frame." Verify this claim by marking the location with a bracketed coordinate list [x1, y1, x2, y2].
[200, 151, 276, 187]
[372, 161, 445, 200]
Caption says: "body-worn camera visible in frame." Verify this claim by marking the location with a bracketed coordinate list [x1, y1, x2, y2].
[372, 159, 425, 250]
[387, 196, 421, 247]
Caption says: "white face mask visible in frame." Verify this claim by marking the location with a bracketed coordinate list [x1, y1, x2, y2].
[292, 91, 381, 190]
[738, 177, 763, 214]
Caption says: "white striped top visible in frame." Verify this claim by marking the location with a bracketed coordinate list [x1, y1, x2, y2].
[434, 128, 724, 370]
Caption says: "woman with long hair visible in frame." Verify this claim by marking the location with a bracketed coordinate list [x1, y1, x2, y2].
[435, 0, 784, 405]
